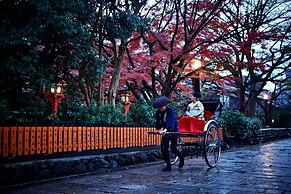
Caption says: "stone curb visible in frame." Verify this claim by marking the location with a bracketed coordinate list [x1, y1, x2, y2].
[0, 150, 162, 188]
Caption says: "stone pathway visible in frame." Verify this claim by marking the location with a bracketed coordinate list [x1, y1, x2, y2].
[2, 138, 291, 194]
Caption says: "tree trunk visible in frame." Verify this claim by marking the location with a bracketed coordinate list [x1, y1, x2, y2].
[108, 39, 126, 108]
[151, 68, 158, 98]
[141, 80, 153, 100]
[108, 61, 122, 108]
[126, 81, 141, 101]
[192, 78, 201, 94]
[80, 83, 92, 107]
[162, 86, 171, 97]
[246, 93, 256, 117]
[96, 1, 104, 105]
[239, 87, 246, 113]
[97, 81, 103, 105]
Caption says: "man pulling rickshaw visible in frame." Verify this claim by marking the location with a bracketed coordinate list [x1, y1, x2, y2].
[151, 94, 223, 170]
[153, 96, 184, 171]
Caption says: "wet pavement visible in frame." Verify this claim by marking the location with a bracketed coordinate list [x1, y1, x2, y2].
[2, 138, 291, 194]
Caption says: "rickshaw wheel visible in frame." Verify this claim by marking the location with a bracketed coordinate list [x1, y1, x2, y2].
[203, 120, 221, 168]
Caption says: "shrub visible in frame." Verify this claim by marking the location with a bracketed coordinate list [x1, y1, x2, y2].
[0, 100, 9, 124]
[255, 111, 266, 126]
[58, 103, 127, 126]
[95, 103, 127, 125]
[219, 110, 262, 144]
[127, 101, 155, 126]
[0, 95, 49, 125]
[272, 109, 291, 128]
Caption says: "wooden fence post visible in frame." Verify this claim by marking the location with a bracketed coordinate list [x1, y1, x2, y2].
[24, 127, 30, 155]
[82, 126, 87, 151]
[68, 126, 73, 152]
[3, 127, 9, 157]
[117, 126, 121, 148]
[87, 126, 91, 150]
[90, 126, 94, 150]
[30, 127, 36, 155]
[73, 126, 78, 151]
[113, 126, 117, 148]
[48, 126, 53, 154]
[58, 126, 63, 152]
[36, 126, 42, 155]
[63, 125, 68, 152]
[42, 126, 47, 154]
[10, 126, 17, 157]
[53, 126, 58, 153]
[94, 126, 99, 150]
[17, 126, 24, 156]
[109, 127, 113, 149]
[98, 126, 103, 149]
[77, 126, 82, 152]
[120, 127, 124, 148]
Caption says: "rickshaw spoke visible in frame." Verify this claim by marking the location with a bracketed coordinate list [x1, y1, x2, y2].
[204, 120, 221, 168]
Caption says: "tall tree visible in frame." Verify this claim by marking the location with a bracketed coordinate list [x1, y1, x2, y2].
[119, 0, 232, 101]
[0, 0, 105, 115]
[98, 0, 149, 107]
[209, 0, 290, 116]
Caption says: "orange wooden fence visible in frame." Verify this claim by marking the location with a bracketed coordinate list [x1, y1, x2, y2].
[0, 126, 223, 159]
[0, 126, 161, 158]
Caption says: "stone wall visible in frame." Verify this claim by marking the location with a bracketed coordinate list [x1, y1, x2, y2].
[258, 128, 291, 143]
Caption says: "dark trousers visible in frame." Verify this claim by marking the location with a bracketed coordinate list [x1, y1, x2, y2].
[161, 134, 183, 166]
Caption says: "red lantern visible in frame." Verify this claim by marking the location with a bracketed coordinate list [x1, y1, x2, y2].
[48, 81, 65, 118]
[121, 91, 132, 114]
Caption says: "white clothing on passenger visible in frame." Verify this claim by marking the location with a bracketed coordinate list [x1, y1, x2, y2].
[185, 101, 204, 120]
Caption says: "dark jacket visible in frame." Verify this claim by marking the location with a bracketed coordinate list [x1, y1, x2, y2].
[155, 106, 178, 132]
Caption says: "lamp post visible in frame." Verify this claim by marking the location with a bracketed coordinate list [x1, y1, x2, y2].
[48, 80, 65, 118]
[121, 91, 131, 114]
[188, 59, 202, 94]
[263, 93, 269, 127]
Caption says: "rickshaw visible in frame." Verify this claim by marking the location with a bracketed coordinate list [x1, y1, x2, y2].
[148, 100, 223, 168]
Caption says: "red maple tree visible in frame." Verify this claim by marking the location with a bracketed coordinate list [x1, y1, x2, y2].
[208, 0, 290, 116]
[117, 0, 233, 101]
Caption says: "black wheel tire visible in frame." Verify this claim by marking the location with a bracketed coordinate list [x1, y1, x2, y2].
[203, 120, 221, 168]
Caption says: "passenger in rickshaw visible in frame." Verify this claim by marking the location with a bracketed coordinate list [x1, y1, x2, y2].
[185, 92, 205, 120]
[153, 96, 184, 171]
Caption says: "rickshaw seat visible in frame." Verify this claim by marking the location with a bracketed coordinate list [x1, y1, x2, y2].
[177, 116, 205, 135]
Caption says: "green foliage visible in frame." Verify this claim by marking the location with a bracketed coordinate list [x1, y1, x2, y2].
[272, 109, 291, 128]
[255, 111, 265, 126]
[102, 2, 149, 40]
[16, 94, 48, 124]
[0, 92, 49, 125]
[219, 110, 262, 143]
[0, 0, 150, 125]
[127, 101, 155, 126]
[0, 0, 105, 117]
[169, 93, 191, 116]
[57, 101, 156, 126]
[94, 103, 127, 125]
[59, 103, 127, 126]
[0, 100, 9, 122]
